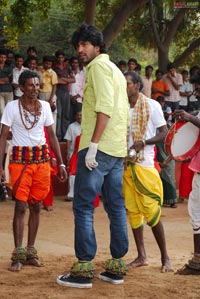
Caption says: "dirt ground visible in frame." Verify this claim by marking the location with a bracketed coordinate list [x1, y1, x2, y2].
[0, 196, 200, 299]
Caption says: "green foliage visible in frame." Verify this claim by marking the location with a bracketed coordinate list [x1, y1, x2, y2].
[0, 0, 199, 68]
[10, 0, 51, 32]
[18, 0, 81, 60]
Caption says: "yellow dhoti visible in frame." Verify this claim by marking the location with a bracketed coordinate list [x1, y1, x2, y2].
[123, 163, 163, 229]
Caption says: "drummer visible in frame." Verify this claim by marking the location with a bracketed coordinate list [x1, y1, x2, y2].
[175, 71, 200, 275]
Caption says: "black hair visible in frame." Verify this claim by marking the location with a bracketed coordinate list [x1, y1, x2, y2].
[18, 70, 39, 86]
[71, 23, 106, 54]
[69, 56, 79, 64]
[167, 62, 175, 71]
[118, 60, 127, 66]
[14, 53, 24, 61]
[155, 69, 164, 75]
[128, 58, 137, 65]
[189, 65, 200, 77]
[55, 50, 65, 57]
[27, 55, 38, 63]
[135, 63, 141, 71]
[43, 55, 55, 63]
[156, 96, 165, 103]
[181, 69, 189, 75]
[27, 46, 37, 55]
[190, 71, 200, 85]
[145, 65, 153, 71]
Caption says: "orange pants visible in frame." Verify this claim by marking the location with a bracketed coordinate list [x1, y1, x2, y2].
[9, 162, 51, 202]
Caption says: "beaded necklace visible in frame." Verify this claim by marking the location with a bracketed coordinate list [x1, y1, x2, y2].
[18, 98, 42, 130]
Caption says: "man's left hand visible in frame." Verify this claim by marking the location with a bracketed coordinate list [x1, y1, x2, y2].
[57, 165, 68, 182]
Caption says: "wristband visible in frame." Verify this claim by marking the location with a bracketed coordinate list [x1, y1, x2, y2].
[59, 164, 66, 168]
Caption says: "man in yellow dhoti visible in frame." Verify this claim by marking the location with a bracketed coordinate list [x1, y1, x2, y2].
[123, 71, 173, 273]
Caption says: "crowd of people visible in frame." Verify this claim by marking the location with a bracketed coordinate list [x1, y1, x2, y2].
[0, 22, 200, 289]
[0, 46, 85, 141]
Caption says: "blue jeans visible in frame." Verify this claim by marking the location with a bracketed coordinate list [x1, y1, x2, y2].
[73, 149, 128, 261]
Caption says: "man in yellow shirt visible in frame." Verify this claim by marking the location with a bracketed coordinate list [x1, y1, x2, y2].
[39, 55, 58, 132]
[57, 23, 129, 288]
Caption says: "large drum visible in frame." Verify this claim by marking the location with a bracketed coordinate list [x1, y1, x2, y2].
[165, 121, 200, 161]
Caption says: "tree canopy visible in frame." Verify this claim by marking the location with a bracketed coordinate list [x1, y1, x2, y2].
[1, 0, 200, 70]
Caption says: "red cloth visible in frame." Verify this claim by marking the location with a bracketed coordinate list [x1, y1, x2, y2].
[43, 128, 57, 207]
[154, 146, 161, 173]
[69, 135, 81, 175]
[179, 161, 194, 198]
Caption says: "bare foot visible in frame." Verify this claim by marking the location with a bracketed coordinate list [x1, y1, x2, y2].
[25, 258, 44, 267]
[128, 257, 149, 268]
[8, 261, 23, 272]
[161, 259, 174, 273]
[43, 206, 53, 211]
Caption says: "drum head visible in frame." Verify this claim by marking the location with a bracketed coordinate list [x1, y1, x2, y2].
[165, 121, 200, 161]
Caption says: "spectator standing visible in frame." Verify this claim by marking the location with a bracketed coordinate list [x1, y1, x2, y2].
[151, 69, 170, 100]
[23, 46, 38, 68]
[135, 63, 142, 75]
[39, 55, 58, 132]
[188, 65, 200, 111]
[27, 56, 43, 86]
[64, 110, 82, 201]
[53, 50, 75, 141]
[5, 49, 15, 68]
[128, 58, 138, 71]
[0, 49, 13, 119]
[12, 54, 28, 100]
[156, 96, 177, 208]
[142, 65, 153, 98]
[179, 70, 193, 111]
[118, 60, 127, 74]
[68, 56, 85, 122]
[163, 63, 183, 112]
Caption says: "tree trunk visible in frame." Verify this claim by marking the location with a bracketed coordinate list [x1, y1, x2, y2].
[103, 0, 149, 48]
[84, 0, 97, 25]
[158, 47, 170, 72]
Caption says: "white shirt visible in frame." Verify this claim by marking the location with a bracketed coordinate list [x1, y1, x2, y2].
[64, 121, 81, 157]
[1, 100, 54, 146]
[68, 70, 85, 103]
[163, 72, 183, 102]
[180, 81, 193, 106]
[12, 66, 29, 97]
[189, 84, 198, 102]
[129, 98, 166, 167]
